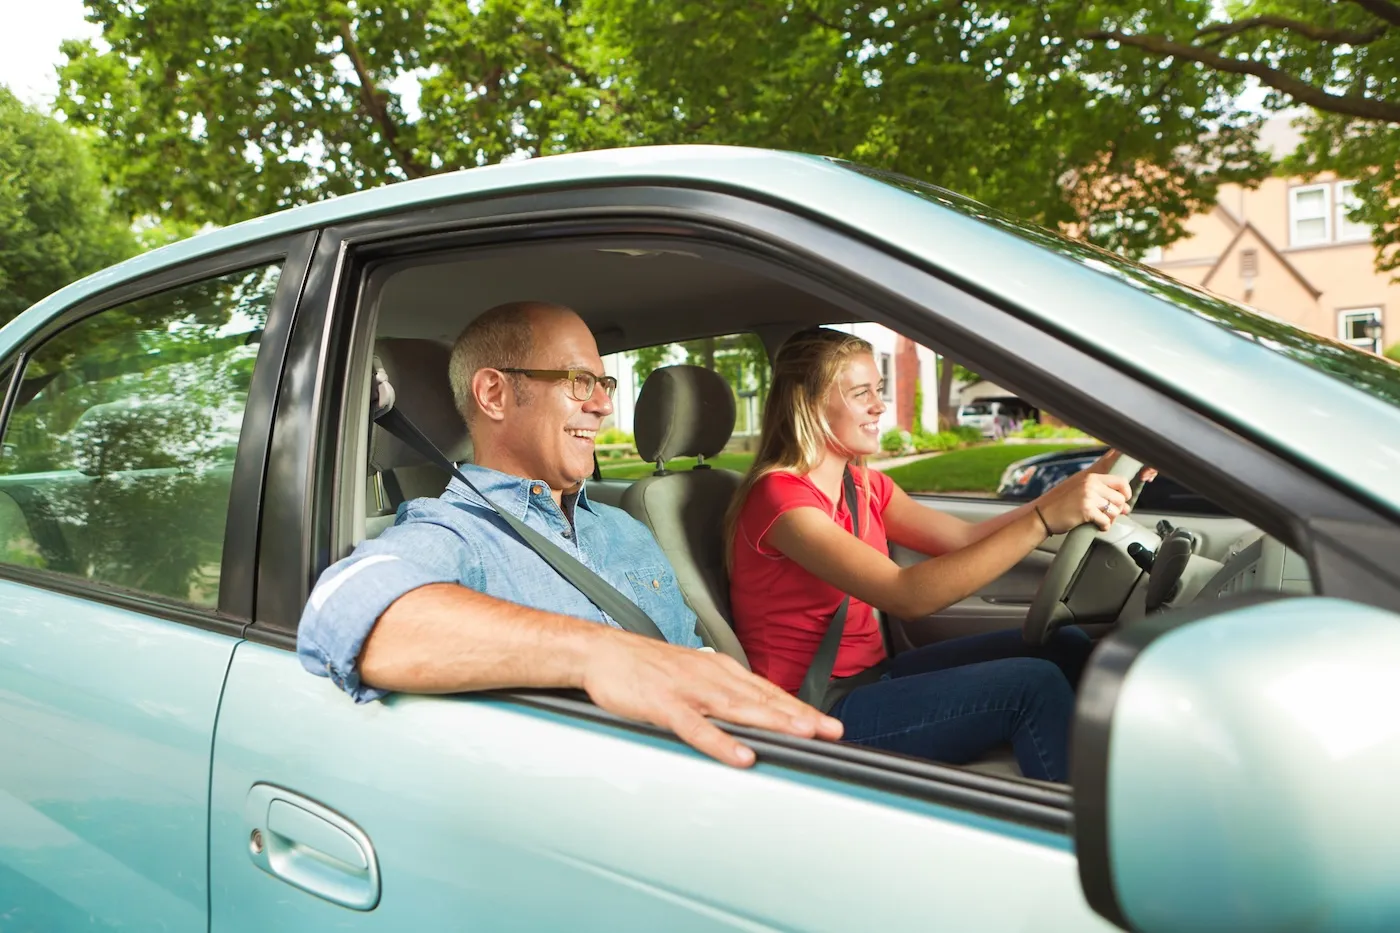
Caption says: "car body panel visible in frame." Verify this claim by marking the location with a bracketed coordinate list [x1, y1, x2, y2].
[210, 642, 1114, 932]
[3, 147, 1398, 518]
[0, 581, 237, 931]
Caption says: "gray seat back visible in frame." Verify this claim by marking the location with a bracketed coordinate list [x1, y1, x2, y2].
[620, 365, 748, 667]
[366, 338, 472, 537]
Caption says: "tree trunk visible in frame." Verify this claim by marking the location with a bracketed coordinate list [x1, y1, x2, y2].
[936, 356, 957, 431]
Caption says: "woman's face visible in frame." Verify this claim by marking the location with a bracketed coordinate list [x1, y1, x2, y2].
[824, 351, 887, 457]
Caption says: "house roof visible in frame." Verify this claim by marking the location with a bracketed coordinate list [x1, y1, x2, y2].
[1201, 220, 1322, 300]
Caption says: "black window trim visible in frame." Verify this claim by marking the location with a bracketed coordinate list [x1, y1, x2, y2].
[250, 182, 1400, 828]
[0, 232, 318, 636]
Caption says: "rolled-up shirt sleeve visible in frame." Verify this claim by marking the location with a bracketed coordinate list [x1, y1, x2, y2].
[297, 504, 481, 703]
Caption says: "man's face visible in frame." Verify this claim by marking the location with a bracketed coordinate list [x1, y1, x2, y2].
[503, 313, 614, 491]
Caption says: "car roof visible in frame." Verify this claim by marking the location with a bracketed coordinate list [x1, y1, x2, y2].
[6, 144, 1400, 516]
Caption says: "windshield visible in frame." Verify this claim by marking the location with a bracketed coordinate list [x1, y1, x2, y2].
[961, 404, 991, 415]
[835, 161, 1400, 408]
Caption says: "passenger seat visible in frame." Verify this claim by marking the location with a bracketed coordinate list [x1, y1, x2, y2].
[621, 366, 748, 667]
[366, 338, 472, 537]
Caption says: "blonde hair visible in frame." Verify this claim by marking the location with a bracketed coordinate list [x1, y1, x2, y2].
[724, 327, 876, 569]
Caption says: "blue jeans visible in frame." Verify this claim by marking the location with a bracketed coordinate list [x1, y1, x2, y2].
[827, 628, 1093, 781]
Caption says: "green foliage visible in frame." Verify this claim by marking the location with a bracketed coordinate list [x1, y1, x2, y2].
[0, 86, 137, 326]
[883, 443, 1082, 494]
[57, 0, 626, 225]
[596, 426, 634, 446]
[880, 428, 911, 454]
[59, 0, 1276, 259]
[1013, 421, 1087, 440]
[912, 430, 963, 452]
[1386, 343, 1400, 365]
[953, 425, 983, 443]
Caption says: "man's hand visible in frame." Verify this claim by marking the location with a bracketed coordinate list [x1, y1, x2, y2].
[580, 633, 844, 768]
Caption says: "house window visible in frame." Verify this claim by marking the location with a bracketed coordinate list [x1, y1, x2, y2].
[1289, 184, 1331, 247]
[879, 352, 893, 401]
[1339, 308, 1382, 353]
[1336, 181, 1369, 242]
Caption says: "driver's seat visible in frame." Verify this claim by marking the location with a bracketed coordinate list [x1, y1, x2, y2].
[620, 366, 748, 667]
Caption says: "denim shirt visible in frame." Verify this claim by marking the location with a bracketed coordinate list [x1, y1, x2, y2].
[297, 463, 702, 702]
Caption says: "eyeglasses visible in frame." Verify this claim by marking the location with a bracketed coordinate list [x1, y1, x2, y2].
[497, 368, 618, 402]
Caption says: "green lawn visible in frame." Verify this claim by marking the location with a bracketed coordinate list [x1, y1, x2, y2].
[881, 443, 1083, 493]
[598, 451, 757, 480]
[598, 443, 1082, 491]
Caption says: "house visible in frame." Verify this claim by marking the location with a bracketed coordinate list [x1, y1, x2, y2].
[1146, 118, 1398, 353]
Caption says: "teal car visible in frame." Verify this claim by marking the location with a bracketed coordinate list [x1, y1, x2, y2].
[2, 147, 1399, 933]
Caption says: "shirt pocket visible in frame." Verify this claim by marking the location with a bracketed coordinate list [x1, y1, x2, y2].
[624, 564, 680, 621]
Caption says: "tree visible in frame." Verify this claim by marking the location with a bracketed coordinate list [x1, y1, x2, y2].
[0, 86, 137, 326]
[57, 0, 625, 226]
[1065, 0, 1400, 274]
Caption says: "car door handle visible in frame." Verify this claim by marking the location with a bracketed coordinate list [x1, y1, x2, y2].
[245, 784, 381, 910]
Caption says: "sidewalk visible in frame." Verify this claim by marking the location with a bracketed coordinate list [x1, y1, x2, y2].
[869, 451, 942, 471]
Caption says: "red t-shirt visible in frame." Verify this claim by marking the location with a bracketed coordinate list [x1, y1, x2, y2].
[730, 468, 895, 694]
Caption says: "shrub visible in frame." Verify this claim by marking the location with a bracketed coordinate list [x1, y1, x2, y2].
[880, 428, 912, 454]
[597, 426, 634, 446]
[953, 425, 982, 443]
[1385, 343, 1400, 364]
[912, 429, 965, 452]
[1012, 421, 1086, 440]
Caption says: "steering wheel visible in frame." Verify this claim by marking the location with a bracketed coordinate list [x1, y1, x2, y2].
[1023, 453, 1144, 646]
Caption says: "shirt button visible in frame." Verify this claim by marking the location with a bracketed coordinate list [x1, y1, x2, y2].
[530, 484, 543, 495]
[652, 579, 660, 589]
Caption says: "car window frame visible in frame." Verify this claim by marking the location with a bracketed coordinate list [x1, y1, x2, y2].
[250, 182, 1400, 826]
[0, 232, 317, 633]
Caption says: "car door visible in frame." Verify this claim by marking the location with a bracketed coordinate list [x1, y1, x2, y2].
[0, 237, 312, 931]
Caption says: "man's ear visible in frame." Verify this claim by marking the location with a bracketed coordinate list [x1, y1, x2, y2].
[471, 369, 510, 423]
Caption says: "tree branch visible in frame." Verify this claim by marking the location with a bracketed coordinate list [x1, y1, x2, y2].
[337, 21, 429, 179]
[1345, 0, 1400, 28]
[1197, 14, 1388, 45]
[1082, 30, 1400, 123]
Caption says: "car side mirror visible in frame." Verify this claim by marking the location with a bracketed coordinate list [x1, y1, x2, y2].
[1072, 596, 1400, 933]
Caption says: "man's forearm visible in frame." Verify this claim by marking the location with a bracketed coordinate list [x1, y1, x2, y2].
[358, 583, 611, 694]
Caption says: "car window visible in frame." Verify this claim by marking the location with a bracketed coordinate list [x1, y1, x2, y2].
[0, 264, 281, 606]
[598, 332, 768, 480]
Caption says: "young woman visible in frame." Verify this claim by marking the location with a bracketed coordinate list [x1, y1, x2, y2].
[726, 328, 1136, 782]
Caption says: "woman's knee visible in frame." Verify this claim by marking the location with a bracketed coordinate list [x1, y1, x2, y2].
[999, 657, 1074, 702]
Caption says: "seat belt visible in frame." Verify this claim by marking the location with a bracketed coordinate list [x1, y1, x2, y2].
[372, 405, 667, 643]
[796, 469, 861, 710]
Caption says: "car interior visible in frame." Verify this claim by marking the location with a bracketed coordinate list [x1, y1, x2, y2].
[334, 235, 1318, 783]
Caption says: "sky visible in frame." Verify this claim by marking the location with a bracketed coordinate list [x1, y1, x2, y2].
[0, 0, 100, 108]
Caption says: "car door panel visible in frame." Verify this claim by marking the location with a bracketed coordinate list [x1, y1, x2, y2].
[0, 581, 238, 932]
[211, 642, 1111, 932]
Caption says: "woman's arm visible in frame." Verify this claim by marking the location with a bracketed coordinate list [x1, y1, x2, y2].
[767, 470, 1133, 619]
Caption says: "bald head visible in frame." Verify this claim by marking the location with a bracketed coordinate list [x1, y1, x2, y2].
[449, 301, 577, 425]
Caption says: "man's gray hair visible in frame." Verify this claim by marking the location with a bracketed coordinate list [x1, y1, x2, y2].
[448, 301, 561, 423]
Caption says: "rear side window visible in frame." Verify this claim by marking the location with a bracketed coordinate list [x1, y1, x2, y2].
[0, 264, 281, 606]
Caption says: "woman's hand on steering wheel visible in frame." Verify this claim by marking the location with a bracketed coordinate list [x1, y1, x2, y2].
[1035, 468, 1134, 535]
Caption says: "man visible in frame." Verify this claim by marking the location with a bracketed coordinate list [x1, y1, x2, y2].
[298, 300, 842, 767]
